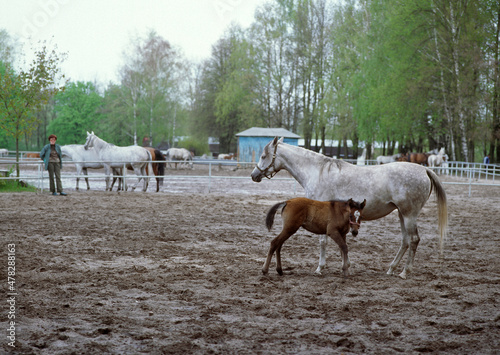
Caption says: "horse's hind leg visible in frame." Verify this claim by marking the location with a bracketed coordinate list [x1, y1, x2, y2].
[263, 226, 299, 276]
[314, 235, 328, 274]
[387, 212, 412, 279]
[400, 218, 420, 279]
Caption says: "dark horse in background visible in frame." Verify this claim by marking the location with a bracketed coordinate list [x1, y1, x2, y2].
[397, 152, 430, 166]
[112, 147, 166, 192]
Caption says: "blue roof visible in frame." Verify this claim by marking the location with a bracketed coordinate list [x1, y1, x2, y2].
[236, 127, 300, 138]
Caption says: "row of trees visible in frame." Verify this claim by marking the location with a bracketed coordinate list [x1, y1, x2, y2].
[193, 0, 500, 161]
[1, 0, 499, 162]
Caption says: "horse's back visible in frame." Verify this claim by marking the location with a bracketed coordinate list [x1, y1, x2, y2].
[99, 145, 150, 165]
[313, 162, 433, 220]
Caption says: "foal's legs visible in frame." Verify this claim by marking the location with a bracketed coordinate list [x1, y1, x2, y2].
[262, 225, 300, 275]
[315, 235, 328, 274]
[328, 230, 350, 277]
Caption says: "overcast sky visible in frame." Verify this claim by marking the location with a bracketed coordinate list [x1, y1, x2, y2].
[1, 0, 267, 84]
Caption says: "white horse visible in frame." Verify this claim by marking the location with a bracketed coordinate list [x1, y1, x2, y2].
[356, 148, 366, 165]
[376, 153, 401, 164]
[84, 132, 151, 192]
[0, 148, 8, 157]
[428, 147, 446, 168]
[251, 137, 448, 279]
[61, 144, 120, 190]
[165, 148, 193, 169]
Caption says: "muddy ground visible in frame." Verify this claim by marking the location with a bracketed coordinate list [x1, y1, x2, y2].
[1, 167, 499, 354]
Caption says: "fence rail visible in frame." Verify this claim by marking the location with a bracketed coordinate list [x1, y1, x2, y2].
[1, 157, 498, 196]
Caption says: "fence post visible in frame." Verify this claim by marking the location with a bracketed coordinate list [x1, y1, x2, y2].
[208, 162, 212, 193]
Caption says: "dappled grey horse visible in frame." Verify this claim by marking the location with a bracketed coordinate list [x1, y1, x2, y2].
[251, 137, 448, 279]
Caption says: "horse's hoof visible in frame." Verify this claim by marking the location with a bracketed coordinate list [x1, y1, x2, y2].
[398, 271, 407, 279]
[277, 269, 283, 276]
[262, 270, 268, 275]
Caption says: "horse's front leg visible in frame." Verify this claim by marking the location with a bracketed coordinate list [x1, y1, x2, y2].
[315, 234, 328, 274]
[75, 166, 82, 191]
[83, 167, 90, 190]
[104, 165, 112, 191]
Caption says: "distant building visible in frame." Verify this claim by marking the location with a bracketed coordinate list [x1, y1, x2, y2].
[236, 127, 301, 163]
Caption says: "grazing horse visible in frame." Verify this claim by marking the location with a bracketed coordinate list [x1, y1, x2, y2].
[263, 198, 366, 277]
[25, 152, 40, 159]
[251, 137, 448, 279]
[218, 153, 235, 160]
[111, 147, 166, 192]
[84, 131, 151, 192]
[0, 148, 8, 157]
[376, 153, 401, 164]
[165, 148, 193, 169]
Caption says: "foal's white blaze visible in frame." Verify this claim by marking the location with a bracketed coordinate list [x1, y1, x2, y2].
[354, 210, 361, 223]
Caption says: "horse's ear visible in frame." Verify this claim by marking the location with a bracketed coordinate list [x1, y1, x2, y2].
[278, 137, 284, 144]
[347, 198, 353, 206]
[361, 199, 367, 209]
[91, 131, 94, 135]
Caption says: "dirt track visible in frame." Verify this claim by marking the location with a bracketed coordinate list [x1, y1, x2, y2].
[1, 169, 499, 354]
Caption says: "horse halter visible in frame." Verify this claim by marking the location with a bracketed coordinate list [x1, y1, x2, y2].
[349, 210, 361, 228]
[255, 142, 279, 179]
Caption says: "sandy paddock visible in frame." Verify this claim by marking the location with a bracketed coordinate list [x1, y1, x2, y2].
[1, 168, 499, 354]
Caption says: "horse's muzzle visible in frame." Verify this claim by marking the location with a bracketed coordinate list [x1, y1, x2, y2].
[250, 168, 262, 182]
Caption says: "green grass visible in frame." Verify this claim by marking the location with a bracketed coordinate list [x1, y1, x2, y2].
[0, 179, 38, 192]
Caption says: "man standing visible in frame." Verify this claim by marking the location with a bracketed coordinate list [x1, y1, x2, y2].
[483, 155, 490, 165]
[40, 134, 67, 196]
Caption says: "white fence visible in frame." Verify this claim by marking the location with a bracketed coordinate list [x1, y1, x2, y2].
[1, 156, 499, 196]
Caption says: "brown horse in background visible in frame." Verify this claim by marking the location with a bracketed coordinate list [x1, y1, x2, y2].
[397, 152, 430, 166]
[263, 197, 366, 277]
[25, 152, 40, 159]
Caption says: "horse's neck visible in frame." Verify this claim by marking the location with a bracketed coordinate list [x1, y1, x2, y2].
[279, 144, 335, 197]
[93, 136, 109, 151]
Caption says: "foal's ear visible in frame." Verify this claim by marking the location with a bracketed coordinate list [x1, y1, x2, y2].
[361, 199, 367, 209]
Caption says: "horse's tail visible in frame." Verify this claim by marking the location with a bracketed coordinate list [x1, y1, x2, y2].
[266, 202, 286, 231]
[426, 169, 448, 254]
[154, 149, 166, 183]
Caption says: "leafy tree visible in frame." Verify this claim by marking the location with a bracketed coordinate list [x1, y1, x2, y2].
[0, 43, 65, 177]
[48, 81, 103, 144]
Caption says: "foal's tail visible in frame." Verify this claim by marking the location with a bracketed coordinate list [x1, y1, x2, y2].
[426, 169, 448, 254]
[265, 202, 287, 231]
